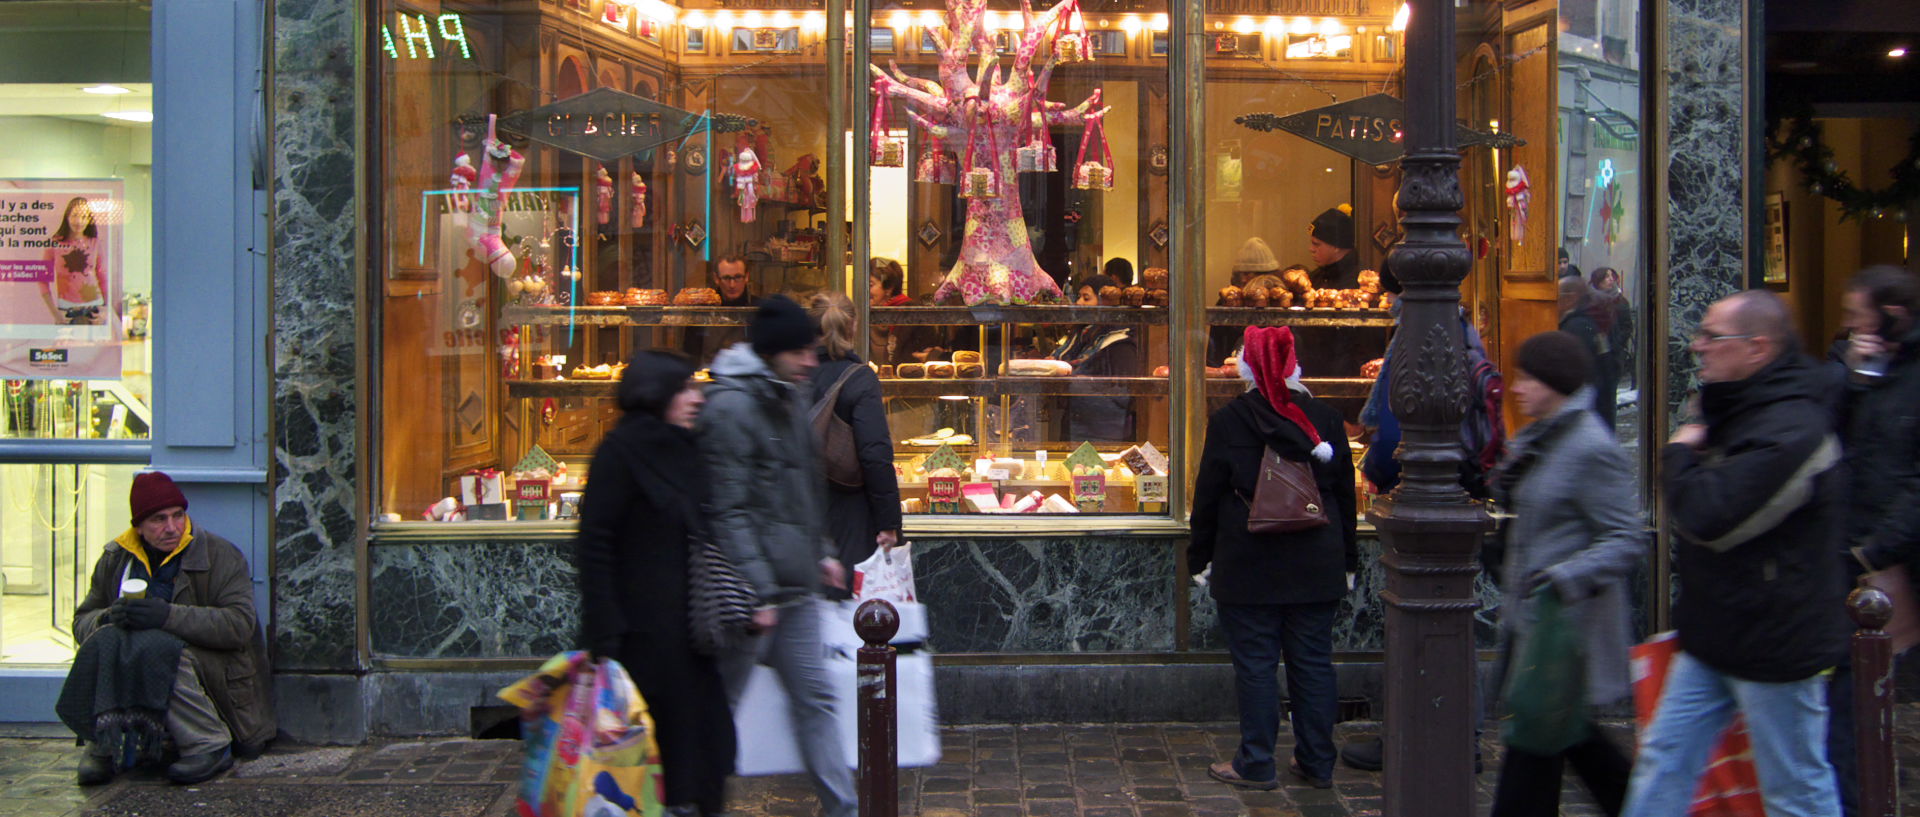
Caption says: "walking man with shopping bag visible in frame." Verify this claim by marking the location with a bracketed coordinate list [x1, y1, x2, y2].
[1623, 290, 1849, 817]
[699, 294, 856, 817]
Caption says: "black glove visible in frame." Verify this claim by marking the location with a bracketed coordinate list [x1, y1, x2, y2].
[107, 598, 131, 628]
[119, 597, 170, 631]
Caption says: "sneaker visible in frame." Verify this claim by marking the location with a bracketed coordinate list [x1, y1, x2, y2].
[166, 747, 233, 785]
[1207, 760, 1279, 791]
[1339, 736, 1383, 771]
[76, 753, 115, 787]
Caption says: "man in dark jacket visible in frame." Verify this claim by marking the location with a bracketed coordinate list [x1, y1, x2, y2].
[1824, 264, 1919, 817]
[699, 295, 855, 817]
[65, 472, 275, 786]
[1623, 291, 1848, 817]
[1191, 327, 1357, 791]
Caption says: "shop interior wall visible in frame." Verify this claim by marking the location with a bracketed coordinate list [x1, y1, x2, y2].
[1764, 117, 1917, 352]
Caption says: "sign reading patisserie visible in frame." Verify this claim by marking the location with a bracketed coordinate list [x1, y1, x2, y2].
[500, 89, 703, 163]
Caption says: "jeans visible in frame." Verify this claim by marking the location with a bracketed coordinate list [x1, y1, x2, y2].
[720, 599, 857, 817]
[1621, 651, 1840, 817]
[1826, 662, 1859, 817]
[1217, 600, 1339, 781]
[1491, 725, 1631, 817]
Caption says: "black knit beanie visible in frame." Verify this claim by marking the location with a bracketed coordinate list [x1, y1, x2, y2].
[1516, 331, 1592, 397]
[618, 349, 696, 415]
[749, 294, 818, 356]
[1309, 206, 1354, 251]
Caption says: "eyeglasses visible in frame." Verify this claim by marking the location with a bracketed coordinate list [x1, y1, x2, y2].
[1693, 329, 1755, 344]
[716, 274, 748, 283]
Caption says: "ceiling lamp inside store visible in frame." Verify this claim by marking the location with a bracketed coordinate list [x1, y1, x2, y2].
[0, 83, 154, 126]
[81, 84, 130, 95]
[681, 9, 707, 28]
[1390, 3, 1410, 32]
[1149, 13, 1168, 32]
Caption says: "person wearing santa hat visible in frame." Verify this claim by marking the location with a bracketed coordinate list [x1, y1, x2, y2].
[62, 472, 275, 786]
[1191, 326, 1358, 791]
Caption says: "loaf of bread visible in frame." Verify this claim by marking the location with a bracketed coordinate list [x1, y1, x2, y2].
[1148, 289, 1169, 307]
[1141, 267, 1169, 289]
[586, 291, 623, 306]
[624, 288, 668, 306]
[1361, 358, 1385, 379]
[674, 287, 721, 305]
[1273, 288, 1294, 308]
[1099, 285, 1124, 306]
[926, 361, 956, 378]
[956, 362, 985, 378]
[1152, 365, 1171, 378]
[1005, 358, 1073, 377]
[1357, 269, 1381, 293]
[1245, 286, 1269, 308]
[1219, 285, 1243, 307]
[897, 363, 926, 378]
[952, 350, 982, 364]
[878, 365, 895, 379]
[1123, 286, 1147, 306]
[1282, 267, 1314, 295]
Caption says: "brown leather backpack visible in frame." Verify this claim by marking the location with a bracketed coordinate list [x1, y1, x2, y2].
[1244, 446, 1328, 533]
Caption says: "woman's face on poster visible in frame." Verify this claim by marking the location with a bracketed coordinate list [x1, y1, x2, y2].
[65, 200, 93, 234]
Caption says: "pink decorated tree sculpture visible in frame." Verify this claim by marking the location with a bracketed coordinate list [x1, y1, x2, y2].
[873, 0, 1106, 305]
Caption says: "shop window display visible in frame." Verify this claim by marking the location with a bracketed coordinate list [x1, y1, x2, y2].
[373, 0, 1596, 525]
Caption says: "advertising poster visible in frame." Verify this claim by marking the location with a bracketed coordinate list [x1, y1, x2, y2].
[0, 179, 125, 379]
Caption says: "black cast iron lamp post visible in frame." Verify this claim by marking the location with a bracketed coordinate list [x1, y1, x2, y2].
[1366, 0, 1493, 815]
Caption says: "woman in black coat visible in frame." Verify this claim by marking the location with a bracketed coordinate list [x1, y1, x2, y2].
[577, 349, 734, 817]
[808, 292, 903, 592]
[1190, 326, 1357, 792]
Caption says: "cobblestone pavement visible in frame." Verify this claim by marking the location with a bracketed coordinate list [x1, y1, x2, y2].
[4, 713, 1918, 817]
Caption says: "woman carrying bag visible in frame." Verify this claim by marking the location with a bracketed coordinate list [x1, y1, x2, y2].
[1191, 326, 1357, 791]
[807, 292, 903, 591]
[576, 350, 735, 817]
[1490, 331, 1645, 817]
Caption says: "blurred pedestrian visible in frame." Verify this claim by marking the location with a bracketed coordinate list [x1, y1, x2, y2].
[1825, 264, 1920, 817]
[1191, 326, 1357, 791]
[1623, 290, 1848, 817]
[807, 291, 903, 586]
[701, 295, 856, 817]
[577, 350, 734, 817]
[1588, 267, 1635, 389]
[1558, 275, 1617, 431]
[1489, 332, 1642, 817]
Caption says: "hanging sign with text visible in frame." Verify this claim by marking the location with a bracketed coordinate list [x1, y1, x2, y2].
[0, 179, 124, 380]
[1235, 93, 1524, 165]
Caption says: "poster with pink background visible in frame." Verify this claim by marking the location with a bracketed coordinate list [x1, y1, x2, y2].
[0, 179, 123, 379]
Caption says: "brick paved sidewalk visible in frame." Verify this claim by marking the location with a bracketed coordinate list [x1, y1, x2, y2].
[4, 716, 1917, 817]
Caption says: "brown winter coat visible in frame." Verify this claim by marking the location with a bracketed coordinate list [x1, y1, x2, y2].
[73, 524, 276, 754]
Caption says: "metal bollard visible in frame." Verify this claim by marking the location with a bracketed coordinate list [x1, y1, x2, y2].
[1846, 583, 1896, 817]
[855, 599, 899, 817]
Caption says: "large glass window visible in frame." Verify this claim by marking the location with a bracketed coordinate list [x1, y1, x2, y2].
[369, 1, 1602, 525]
[0, 0, 154, 664]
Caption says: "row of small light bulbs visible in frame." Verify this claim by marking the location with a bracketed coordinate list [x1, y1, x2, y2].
[608, 1, 1410, 37]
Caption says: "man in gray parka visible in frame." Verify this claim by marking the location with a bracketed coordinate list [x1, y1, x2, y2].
[699, 294, 854, 817]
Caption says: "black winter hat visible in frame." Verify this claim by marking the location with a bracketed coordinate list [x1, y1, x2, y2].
[749, 294, 818, 356]
[618, 349, 696, 415]
[1309, 205, 1354, 251]
[1516, 331, 1593, 397]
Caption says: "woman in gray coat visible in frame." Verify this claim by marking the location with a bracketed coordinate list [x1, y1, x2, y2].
[1490, 331, 1642, 817]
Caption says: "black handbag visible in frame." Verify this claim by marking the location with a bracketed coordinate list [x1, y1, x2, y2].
[687, 530, 758, 655]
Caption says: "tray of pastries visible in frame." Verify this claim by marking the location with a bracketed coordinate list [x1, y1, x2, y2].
[673, 287, 721, 306]
[624, 288, 669, 306]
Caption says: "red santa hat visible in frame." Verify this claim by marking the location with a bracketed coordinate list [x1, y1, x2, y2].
[450, 155, 478, 185]
[1240, 326, 1332, 462]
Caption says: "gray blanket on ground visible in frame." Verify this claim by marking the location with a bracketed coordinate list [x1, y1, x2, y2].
[56, 626, 185, 762]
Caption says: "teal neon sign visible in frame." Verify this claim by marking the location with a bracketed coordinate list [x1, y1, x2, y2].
[381, 12, 473, 60]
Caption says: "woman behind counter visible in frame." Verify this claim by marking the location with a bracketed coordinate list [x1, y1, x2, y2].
[808, 292, 903, 589]
[1054, 274, 1142, 442]
[1488, 331, 1641, 817]
[576, 349, 734, 817]
[1191, 326, 1357, 791]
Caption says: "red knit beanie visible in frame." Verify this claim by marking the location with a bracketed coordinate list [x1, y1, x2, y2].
[130, 471, 188, 525]
[1241, 326, 1333, 462]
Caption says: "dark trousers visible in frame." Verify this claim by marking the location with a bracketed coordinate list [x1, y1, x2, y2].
[1827, 662, 1859, 817]
[1217, 600, 1339, 781]
[1490, 725, 1631, 817]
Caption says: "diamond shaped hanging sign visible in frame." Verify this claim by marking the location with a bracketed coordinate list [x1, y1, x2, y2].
[1235, 93, 1523, 166]
[499, 88, 706, 163]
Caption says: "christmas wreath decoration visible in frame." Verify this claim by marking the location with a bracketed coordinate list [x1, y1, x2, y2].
[1767, 115, 1920, 223]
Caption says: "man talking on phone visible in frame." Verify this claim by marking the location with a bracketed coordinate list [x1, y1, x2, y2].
[1824, 264, 1920, 817]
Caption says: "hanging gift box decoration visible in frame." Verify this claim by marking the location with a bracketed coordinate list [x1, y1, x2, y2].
[870, 86, 906, 167]
[961, 101, 1001, 199]
[916, 129, 959, 184]
[1014, 73, 1056, 173]
[1072, 109, 1115, 191]
[1054, 3, 1091, 63]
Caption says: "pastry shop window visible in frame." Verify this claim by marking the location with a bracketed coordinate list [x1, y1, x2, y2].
[371, 0, 832, 522]
[867, 0, 1176, 516]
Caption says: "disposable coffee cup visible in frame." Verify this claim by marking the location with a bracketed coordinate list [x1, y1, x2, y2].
[120, 578, 148, 600]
